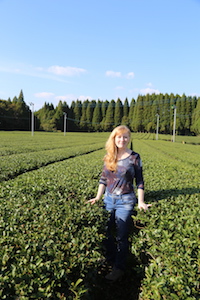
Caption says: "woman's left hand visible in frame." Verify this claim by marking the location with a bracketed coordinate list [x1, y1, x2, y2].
[138, 202, 152, 212]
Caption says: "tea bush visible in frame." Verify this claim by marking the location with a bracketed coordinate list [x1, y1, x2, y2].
[0, 132, 199, 299]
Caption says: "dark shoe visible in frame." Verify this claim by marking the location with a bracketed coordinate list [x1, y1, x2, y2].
[105, 267, 124, 282]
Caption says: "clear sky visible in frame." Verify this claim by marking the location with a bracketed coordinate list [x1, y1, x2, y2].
[0, 0, 200, 111]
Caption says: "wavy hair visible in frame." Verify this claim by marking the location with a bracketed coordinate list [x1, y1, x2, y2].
[103, 125, 131, 172]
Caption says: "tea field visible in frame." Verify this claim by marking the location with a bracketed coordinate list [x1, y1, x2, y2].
[0, 132, 199, 300]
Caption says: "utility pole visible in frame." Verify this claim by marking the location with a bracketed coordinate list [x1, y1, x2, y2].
[171, 105, 177, 142]
[156, 113, 159, 140]
[63, 113, 67, 136]
[29, 102, 34, 136]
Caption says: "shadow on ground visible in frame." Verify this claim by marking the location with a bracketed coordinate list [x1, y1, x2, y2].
[83, 217, 146, 300]
[83, 252, 144, 300]
[145, 187, 200, 202]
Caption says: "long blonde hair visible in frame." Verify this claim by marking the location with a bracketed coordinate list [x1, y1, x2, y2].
[104, 125, 131, 172]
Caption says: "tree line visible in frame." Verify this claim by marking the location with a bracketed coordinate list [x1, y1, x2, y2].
[0, 90, 200, 135]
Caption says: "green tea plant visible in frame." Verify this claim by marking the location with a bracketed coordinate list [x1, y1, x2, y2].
[0, 150, 106, 299]
[132, 140, 200, 300]
[0, 132, 199, 299]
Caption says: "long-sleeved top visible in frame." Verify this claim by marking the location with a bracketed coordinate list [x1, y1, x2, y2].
[99, 151, 144, 195]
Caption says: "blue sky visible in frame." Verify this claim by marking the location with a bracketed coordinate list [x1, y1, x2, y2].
[0, 0, 200, 111]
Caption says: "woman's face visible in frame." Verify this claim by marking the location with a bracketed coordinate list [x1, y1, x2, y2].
[114, 132, 130, 149]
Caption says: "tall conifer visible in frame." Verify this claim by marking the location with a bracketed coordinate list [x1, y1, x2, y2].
[80, 100, 89, 131]
[104, 100, 115, 131]
[86, 100, 96, 131]
[121, 98, 129, 126]
[114, 98, 123, 127]
[73, 100, 82, 130]
[92, 100, 102, 131]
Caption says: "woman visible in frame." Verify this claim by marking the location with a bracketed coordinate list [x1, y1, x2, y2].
[87, 125, 151, 282]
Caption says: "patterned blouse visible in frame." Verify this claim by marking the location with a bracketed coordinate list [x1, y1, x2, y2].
[99, 151, 144, 195]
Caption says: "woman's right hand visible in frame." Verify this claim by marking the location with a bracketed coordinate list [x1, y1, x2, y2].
[86, 198, 98, 205]
[86, 184, 105, 205]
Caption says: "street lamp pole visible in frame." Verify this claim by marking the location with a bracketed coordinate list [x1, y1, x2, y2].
[29, 102, 34, 136]
[63, 113, 67, 136]
[156, 113, 159, 140]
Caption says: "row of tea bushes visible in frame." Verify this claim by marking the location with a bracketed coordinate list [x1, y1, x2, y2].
[132, 140, 200, 300]
[0, 150, 106, 299]
[0, 132, 107, 156]
[0, 135, 199, 299]
[0, 143, 104, 182]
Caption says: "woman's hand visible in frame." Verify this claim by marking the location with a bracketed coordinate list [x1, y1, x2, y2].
[138, 202, 152, 211]
[137, 189, 151, 212]
[86, 184, 105, 205]
[86, 198, 98, 205]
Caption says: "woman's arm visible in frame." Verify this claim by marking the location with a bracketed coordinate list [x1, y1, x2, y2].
[86, 183, 106, 205]
[137, 188, 151, 211]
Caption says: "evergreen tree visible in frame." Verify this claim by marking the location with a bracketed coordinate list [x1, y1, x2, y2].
[128, 98, 136, 130]
[92, 100, 102, 131]
[191, 97, 200, 134]
[191, 96, 198, 111]
[73, 100, 82, 130]
[121, 98, 129, 126]
[62, 101, 70, 132]
[0, 100, 11, 129]
[179, 94, 187, 134]
[157, 94, 165, 133]
[176, 96, 183, 134]
[132, 95, 144, 131]
[86, 100, 96, 131]
[100, 100, 109, 129]
[9, 91, 29, 130]
[161, 93, 171, 134]
[143, 94, 152, 132]
[114, 98, 123, 127]
[169, 93, 176, 133]
[148, 96, 159, 133]
[12, 96, 18, 103]
[54, 101, 64, 131]
[68, 101, 76, 131]
[35, 102, 56, 131]
[80, 100, 89, 131]
[0, 91, 199, 134]
[185, 96, 192, 135]
[18, 90, 24, 103]
[104, 100, 115, 131]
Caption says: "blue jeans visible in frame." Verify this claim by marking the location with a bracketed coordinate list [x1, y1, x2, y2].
[103, 192, 136, 270]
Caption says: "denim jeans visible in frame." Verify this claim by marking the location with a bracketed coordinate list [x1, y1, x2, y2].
[103, 191, 136, 270]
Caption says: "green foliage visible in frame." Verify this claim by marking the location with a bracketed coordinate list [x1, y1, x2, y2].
[1, 91, 200, 134]
[191, 97, 200, 134]
[103, 99, 115, 131]
[0, 90, 30, 130]
[114, 98, 123, 127]
[132, 139, 200, 300]
[92, 100, 102, 131]
[0, 132, 199, 299]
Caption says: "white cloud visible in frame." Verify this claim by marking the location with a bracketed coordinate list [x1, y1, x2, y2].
[55, 94, 93, 102]
[105, 70, 121, 78]
[78, 95, 93, 101]
[34, 92, 55, 98]
[55, 94, 76, 102]
[140, 88, 160, 95]
[126, 72, 135, 79]
[48, 65, 87, 76]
